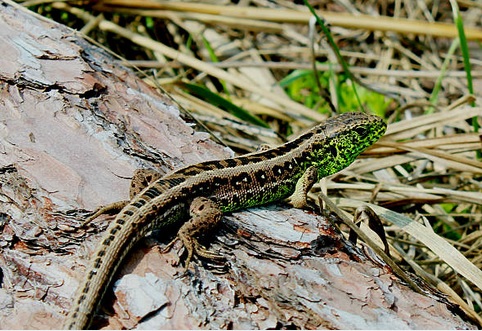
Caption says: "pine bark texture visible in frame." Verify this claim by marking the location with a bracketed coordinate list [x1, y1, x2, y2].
[0, 1, 476, 329]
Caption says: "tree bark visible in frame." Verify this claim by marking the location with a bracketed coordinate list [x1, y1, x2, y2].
[0, 1, 476, 329]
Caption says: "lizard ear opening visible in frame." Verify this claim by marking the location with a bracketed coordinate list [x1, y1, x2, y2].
[355, 126, 367, 136]
[329, 145, 338, 158]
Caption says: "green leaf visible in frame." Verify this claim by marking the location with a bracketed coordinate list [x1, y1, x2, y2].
[181, 83, 270, 128]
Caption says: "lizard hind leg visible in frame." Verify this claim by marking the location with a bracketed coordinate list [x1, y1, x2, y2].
[164, 197, 224, 270]
[82, 169, 162, 227]
[82, 200, 130, 227]
[129, 169, 163, 199]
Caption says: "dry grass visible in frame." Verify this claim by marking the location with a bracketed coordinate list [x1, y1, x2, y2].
[19, 0, 482, 325]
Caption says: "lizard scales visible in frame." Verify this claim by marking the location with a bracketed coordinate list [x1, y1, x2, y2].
[64, 112, 386, 329]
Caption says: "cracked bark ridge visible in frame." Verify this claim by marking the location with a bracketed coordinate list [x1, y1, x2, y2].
[0, 1, 476, 330]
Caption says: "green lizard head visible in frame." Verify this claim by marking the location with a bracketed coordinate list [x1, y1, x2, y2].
[309, 112, 387, 177]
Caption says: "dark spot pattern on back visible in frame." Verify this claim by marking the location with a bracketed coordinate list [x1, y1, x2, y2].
[272, 164, 284, 176]
[213, 176, 229, 187]
[132, 200, 146, 208]
[123, 210, 134, 216]
[254, 169, 268, 185]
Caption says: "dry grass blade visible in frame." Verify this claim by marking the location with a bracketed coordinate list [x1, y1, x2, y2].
[333, 198, 482, 325]
[337, 199, 482, 292]
[95, 0, 482, 40]
[379, 141, 482, 173]
[385, 105, 481, 139]
[94, 8, 285, 33]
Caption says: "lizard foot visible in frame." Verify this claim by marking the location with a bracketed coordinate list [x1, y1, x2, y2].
[82, 200, 129, 227]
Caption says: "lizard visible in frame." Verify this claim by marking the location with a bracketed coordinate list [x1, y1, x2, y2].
[63, 112, 387, 329]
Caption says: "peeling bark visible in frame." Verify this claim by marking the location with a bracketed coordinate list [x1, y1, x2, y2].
[0, 2, 476, 330]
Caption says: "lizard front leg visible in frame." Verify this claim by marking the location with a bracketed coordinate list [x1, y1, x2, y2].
[164, 197, 223, 269]
[287, 166, 319, 209]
